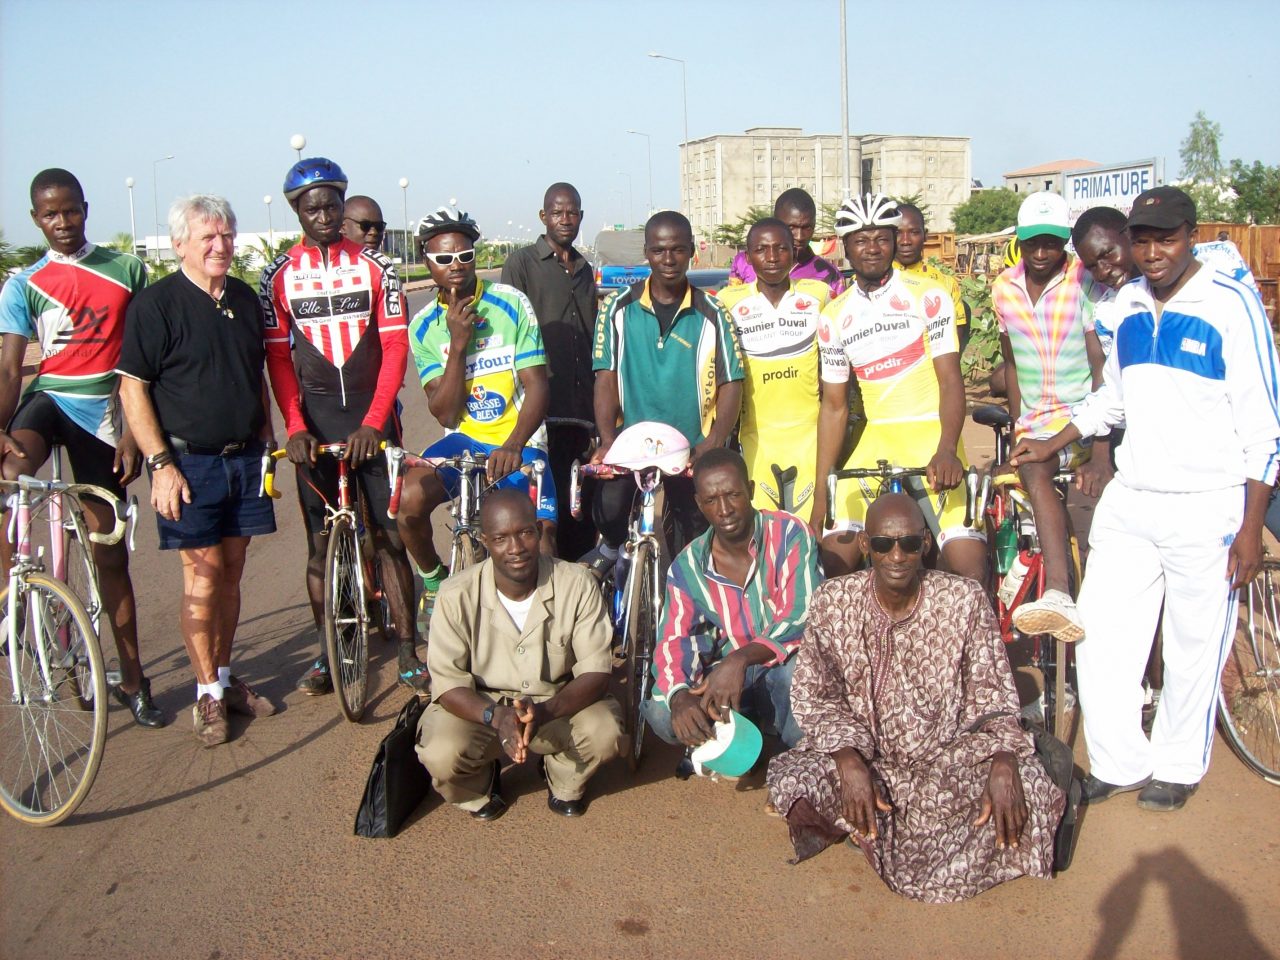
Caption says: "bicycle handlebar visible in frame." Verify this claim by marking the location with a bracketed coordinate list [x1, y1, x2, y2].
[382, 445, 544, 520]
[569, 460, 693, 521]
[260, 442, 389, 499]
[823, 460, 933, 530]
[0, 477, 130, 546]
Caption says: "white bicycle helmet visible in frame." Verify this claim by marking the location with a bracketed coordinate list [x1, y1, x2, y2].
[834, 193, 902, 237]
[417, 205, 481, 244]
[603, 421, 690, 475]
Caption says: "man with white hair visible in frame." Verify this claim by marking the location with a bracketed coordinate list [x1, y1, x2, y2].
[118, 195, 278, 747]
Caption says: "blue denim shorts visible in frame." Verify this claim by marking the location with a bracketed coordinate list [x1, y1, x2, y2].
[155, 447, 277, 550]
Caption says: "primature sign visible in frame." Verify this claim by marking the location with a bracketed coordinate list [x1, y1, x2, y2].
[1062, 158, 1164, 223]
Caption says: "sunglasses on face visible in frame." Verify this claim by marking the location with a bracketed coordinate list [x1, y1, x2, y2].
[344, 218, 387, 232]
[424, 249, 476, 266]
[867, 532, 928, 554]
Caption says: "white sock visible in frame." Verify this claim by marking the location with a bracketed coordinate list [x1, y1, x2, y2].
[197, 681, 224, 701]
[217, 666, 231, 687]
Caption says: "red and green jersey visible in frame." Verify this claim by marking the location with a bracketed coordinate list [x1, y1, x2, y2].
[0, 243, 146, 443]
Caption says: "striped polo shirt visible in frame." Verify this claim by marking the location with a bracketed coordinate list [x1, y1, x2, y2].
[992, 256, 1096, 436]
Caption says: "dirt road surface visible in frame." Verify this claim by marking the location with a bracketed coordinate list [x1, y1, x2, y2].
[2, 286, 1278, 960]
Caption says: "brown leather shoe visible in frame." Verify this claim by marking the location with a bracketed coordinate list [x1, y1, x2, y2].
[192, 694, 229, 747]
[224, 675, 276, 718]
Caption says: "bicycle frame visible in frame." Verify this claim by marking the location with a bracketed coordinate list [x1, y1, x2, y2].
[2, 475, 127, 703]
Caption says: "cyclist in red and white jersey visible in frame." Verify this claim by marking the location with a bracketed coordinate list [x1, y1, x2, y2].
[260, 157, 427, 695]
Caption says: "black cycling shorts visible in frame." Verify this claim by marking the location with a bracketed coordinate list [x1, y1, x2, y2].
[293, 393, 401, 536]
[7, 391, 126, 501]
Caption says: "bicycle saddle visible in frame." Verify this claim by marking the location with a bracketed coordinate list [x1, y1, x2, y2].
[973, 404, 1014, 429]
[604, 421, 691, 475]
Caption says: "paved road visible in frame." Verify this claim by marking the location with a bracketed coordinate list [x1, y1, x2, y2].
[3, 288, 1278, 959]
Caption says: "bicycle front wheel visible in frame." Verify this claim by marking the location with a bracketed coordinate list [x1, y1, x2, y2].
[450, 530, 484, 574]
[0, 574, 107, 826]
[622, 541, 659, 771]
[324, 515, 370, 723]
[1219, 562, 1280, 784]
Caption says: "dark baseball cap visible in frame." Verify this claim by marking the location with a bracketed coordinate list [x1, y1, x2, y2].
[1126, 186, 1197, 231]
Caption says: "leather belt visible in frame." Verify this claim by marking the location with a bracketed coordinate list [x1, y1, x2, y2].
[167, 435, 259, 457]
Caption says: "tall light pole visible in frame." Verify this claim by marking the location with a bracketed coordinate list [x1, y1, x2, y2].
[399, 177, 410, 269]
[648, 52, 688, 212]
[290, 134, 306, 160]
[125, 177, 137, 256]
[627, 129, 653, 213]
[151, 154, 174, 263]
[263, 195, 274, 254]
[840, 0, 851, 198]
[616, 171, 634, 227]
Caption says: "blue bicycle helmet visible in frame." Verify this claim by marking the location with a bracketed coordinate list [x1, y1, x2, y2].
[283, 157, 349, 204]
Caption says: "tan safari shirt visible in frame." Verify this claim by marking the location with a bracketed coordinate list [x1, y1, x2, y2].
[427, 555, 613, 703]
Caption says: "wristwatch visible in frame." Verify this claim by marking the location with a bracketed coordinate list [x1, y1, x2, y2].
[482, 704, 496, 727]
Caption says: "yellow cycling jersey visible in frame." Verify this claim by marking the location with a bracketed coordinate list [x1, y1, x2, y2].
[716, 278, 830, 511]
[894, 259, 967, 326]
[818, 270, 957, 426]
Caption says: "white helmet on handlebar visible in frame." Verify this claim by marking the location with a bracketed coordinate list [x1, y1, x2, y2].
[603, 421, 690, 475]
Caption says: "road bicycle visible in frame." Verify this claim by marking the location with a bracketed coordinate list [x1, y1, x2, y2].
[264, 444, 386, 723]
[570, 457, 688, 771]
[0, 470, 130, 826]
[1219, 555, 1280, 784]
[971, 404, 1083, 739]
[385, 445, 546, 576]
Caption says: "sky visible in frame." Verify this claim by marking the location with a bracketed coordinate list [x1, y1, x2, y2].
[2, 0, 1277, 247]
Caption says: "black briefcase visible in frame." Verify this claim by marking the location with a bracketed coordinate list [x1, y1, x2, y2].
[354, 695, 432, 838]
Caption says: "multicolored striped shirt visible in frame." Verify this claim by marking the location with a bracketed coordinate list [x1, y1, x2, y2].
[992, 257, 1095, 436]
[0, 243, 146, 444]
[655, 509, 820, 699]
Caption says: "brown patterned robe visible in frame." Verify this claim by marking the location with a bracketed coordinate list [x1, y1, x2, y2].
[767, 570, 1064, 903]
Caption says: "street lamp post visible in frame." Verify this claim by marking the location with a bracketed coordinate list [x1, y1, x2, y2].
[839, 0, 851, 198]
[626, 129, 653, 214]
[263, 195, 274, 254]
[647, 52, 688, 212]
[290, 134, 306, 160]
[616, 171, 634, 228]
[125, 177, 137, 256]
[151, 154, 174, 263]
[399, 177, 410, 270]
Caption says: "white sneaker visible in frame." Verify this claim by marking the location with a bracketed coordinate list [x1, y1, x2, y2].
[1012, 589, 1085, 643]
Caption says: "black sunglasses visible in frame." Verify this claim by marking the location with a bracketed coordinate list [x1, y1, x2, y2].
[867, 532, 928, 554]
[345, 217, 387, 232]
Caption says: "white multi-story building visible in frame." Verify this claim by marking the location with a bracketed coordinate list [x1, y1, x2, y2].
[681, 127, 972, 236]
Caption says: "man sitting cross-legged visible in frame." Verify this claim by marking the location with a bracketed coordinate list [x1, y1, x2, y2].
[767, 494, 1065, 903]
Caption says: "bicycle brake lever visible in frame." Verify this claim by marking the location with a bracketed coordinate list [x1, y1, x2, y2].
[5, 493, 16, 545]
[126, 496, 139, 552]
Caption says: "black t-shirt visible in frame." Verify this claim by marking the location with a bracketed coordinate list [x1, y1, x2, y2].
[118, 271, 266, 448]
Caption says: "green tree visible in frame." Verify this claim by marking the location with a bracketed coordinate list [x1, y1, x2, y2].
[1180, 110, 1223, 181]
[711, 204, 772, 248]
[104, 232, 137, 255]
[951, 189, 1020, 235]
[1229, 160, 1280, 225]
[253, 235, 294, 266]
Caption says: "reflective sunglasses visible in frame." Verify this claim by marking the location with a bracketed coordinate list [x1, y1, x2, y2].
[344, 217, 387, 232]
[866, 532, 928, 554]
[423, 249, 476, 266]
